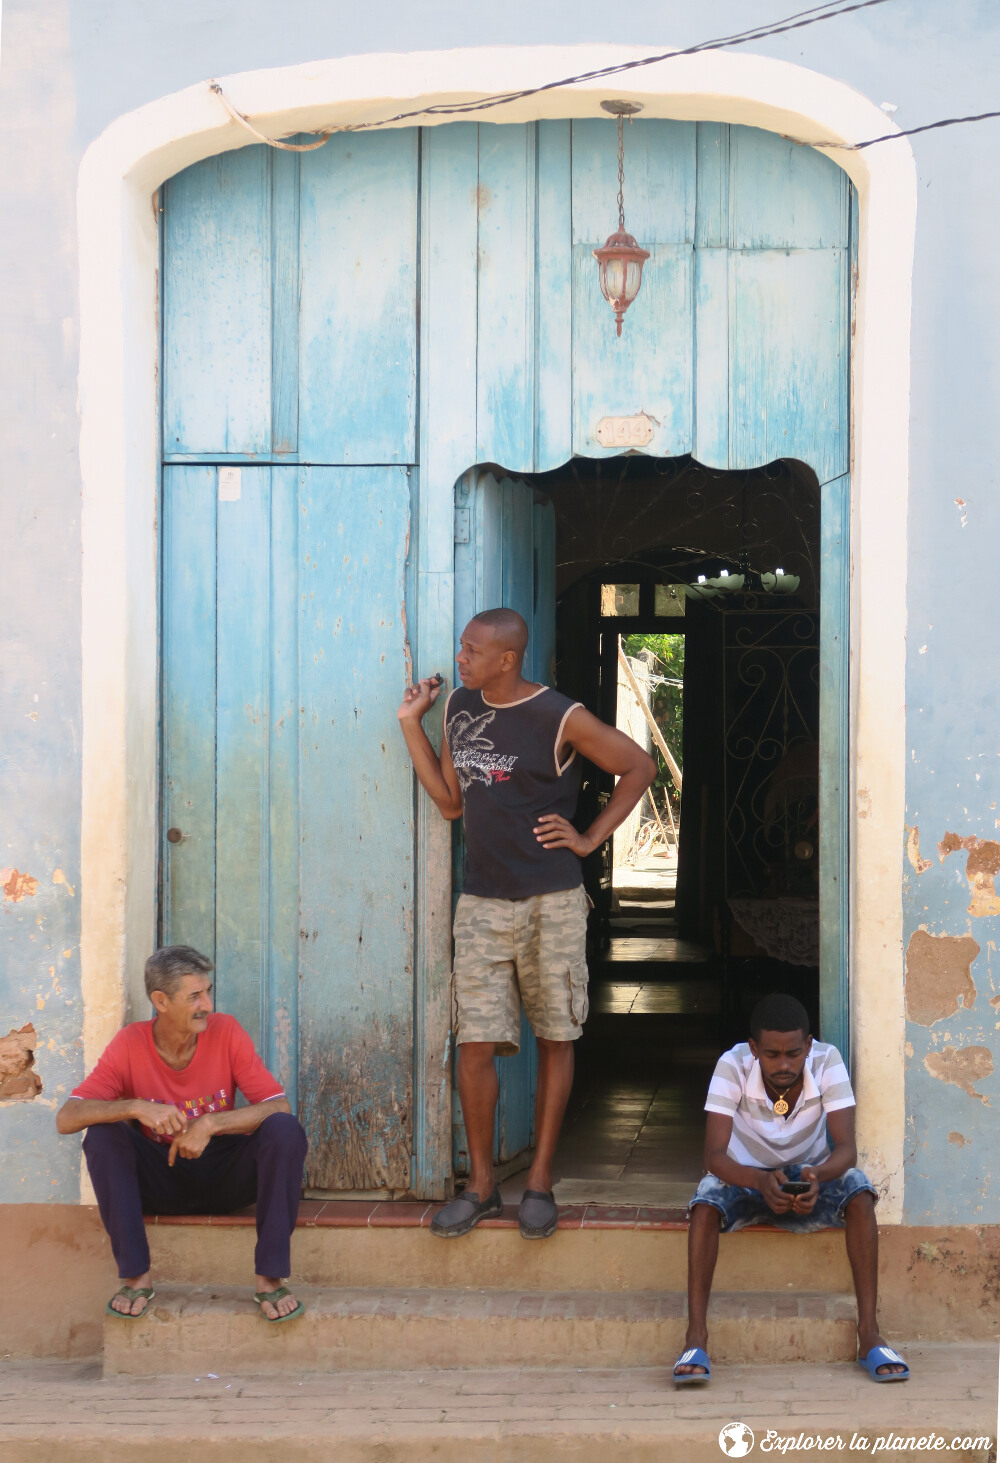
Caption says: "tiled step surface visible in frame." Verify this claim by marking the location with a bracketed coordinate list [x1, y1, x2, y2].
[103, 1285, 858, 1375]
[4, 1348, 995, 1463]
[146, 1212, 854, 1294]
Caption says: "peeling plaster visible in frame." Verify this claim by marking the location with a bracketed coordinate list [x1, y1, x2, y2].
[51, 869, 75, 898]
[938, 832, 1000, 917]
[0, 1024, 42, 1101]
[923, 1045, 993, 1105]
[1, 868, 38, 903]
[906, 826, 932, 875]
[904, 928, 978, 1026]
[948, 1132, 969, 1147]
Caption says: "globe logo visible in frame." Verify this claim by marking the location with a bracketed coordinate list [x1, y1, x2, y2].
[718, 1422, 755, 1456]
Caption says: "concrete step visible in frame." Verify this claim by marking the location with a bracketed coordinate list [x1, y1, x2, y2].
[103, 1284, 858, 1375]
[146, 1216, 854, 1294]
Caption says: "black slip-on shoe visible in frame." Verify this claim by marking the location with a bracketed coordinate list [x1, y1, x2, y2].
[518, 1188, 558, 1239]
[430, 1186, 503, 1238]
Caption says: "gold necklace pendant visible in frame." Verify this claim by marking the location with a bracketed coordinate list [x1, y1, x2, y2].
[773, 1096, 789, 1116]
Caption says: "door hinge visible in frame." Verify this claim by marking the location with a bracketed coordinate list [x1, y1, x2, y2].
[454, 507, 470, 544]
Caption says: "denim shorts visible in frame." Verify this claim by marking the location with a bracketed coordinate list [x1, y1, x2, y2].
[687, 1163, 878, 1233]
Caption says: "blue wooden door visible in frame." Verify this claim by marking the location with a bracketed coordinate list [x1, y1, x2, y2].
[161, 134, 419, 1191]
[452, 469, 556, 1169]
[161, 464, 413, 1190]
[162, 117, 853, 1197]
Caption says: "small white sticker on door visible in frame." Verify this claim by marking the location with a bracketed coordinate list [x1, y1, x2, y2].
[218, 467, 242, 502]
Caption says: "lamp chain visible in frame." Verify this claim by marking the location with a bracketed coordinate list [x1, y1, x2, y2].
[617, 114, 625, 231]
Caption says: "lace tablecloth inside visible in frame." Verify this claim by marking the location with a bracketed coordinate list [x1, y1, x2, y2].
[728, 897, 819, 967]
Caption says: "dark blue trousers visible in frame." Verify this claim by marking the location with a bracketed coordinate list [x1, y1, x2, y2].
[83, 1112, 308, 1280]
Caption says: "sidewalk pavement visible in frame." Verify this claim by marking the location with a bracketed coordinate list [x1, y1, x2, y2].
[0, 1343, 995, 1462]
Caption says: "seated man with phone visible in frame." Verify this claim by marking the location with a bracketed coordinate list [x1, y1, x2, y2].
[674, 993, 909, 1386]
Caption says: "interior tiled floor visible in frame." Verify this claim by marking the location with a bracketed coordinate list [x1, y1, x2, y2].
[551, 1067, 710, 1206]
[541, 884, 723, 1206]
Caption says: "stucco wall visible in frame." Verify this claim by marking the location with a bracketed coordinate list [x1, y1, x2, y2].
[1, 0, 999, 1216]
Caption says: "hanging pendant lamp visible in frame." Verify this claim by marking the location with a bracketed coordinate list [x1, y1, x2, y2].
[594, 101, 651, 337]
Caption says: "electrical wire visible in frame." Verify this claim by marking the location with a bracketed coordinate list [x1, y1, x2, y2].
[209, 0, 1000, 158]
[209, 0, 894, 149]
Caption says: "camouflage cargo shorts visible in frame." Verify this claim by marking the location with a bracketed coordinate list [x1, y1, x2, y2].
[452, 886, 590, 1053]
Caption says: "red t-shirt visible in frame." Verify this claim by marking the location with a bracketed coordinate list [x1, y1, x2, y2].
[71, 1013, 284, 1143]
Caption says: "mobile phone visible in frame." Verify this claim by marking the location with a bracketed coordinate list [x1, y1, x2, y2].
[427, 673, 444, 687]
[780, 1180, 811, 1195]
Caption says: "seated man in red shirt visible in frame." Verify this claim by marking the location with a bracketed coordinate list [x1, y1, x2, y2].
[56, 945, 308, 1322]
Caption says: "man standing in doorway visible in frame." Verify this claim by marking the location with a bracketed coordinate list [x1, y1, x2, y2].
[398, 608, 656, 1239]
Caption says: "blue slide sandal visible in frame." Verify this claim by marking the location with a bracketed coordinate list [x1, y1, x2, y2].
[858, 1345, 909, 1382]
[673, 1346, 711, 1384]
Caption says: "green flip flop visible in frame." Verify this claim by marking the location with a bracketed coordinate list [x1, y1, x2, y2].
[253, 1286, 305, 1323]
[106, 1285, 155, 1319]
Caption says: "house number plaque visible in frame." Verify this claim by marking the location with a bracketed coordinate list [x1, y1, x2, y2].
[595, 414, 655, 448]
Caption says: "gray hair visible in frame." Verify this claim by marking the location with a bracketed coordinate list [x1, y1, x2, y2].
[144, 945, 214, 1000]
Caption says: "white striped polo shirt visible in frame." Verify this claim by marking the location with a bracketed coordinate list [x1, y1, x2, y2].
[704, 1041, 855, 1170]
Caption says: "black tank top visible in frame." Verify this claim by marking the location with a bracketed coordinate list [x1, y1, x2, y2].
[444, 686, 584, 899]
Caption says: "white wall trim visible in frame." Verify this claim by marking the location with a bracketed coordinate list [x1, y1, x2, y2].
[78, 42, 915, 1216]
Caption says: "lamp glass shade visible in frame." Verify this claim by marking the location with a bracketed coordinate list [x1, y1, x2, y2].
[593, 228, 651, 335]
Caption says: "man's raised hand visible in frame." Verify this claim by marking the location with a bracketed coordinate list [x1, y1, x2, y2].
[398, 676, 445, 723]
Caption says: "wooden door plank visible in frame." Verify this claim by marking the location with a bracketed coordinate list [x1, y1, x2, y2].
[270, 150, 301, 457]
[161, 466, 218, 963]
[571, 242, 694, 457]
[729, 127, 850, 250]
[729, 248, 849, 480]
[298, 466, 414, 1191]
[414, 123, 480, 1196]
[571, 119, 696, 246]
[163, 149, 272, 456]
[214, 467, 271, 1050]
[819, 472, 850, 1061]
[476, 124, 536, 472]
[535, 121, 572, 471]
[693, 248, 730, 469]
[298, 131, 418, 464]
[694, 123, 730, 249]
[267, 466, 300, 1098]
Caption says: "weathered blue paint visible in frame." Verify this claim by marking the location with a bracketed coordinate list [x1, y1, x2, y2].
[297, 466, 414, 1192]
[163, 150, 272, 456]
[163, 135, 418, 467]
[572, 119, 696, 458]
[214, 466, 270, 1051]
[162, 463, 414, 1188]
[161, 467, 218, 963]
[298, 132, 418, 464]
[159, 118, 855, 1192]
[819, 473, 851, 1061]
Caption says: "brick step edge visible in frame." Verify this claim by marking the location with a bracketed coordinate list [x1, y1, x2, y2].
[104, 1286, 859, 1375]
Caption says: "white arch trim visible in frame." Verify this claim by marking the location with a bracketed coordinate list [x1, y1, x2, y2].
[78, 43, 915, 1217]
